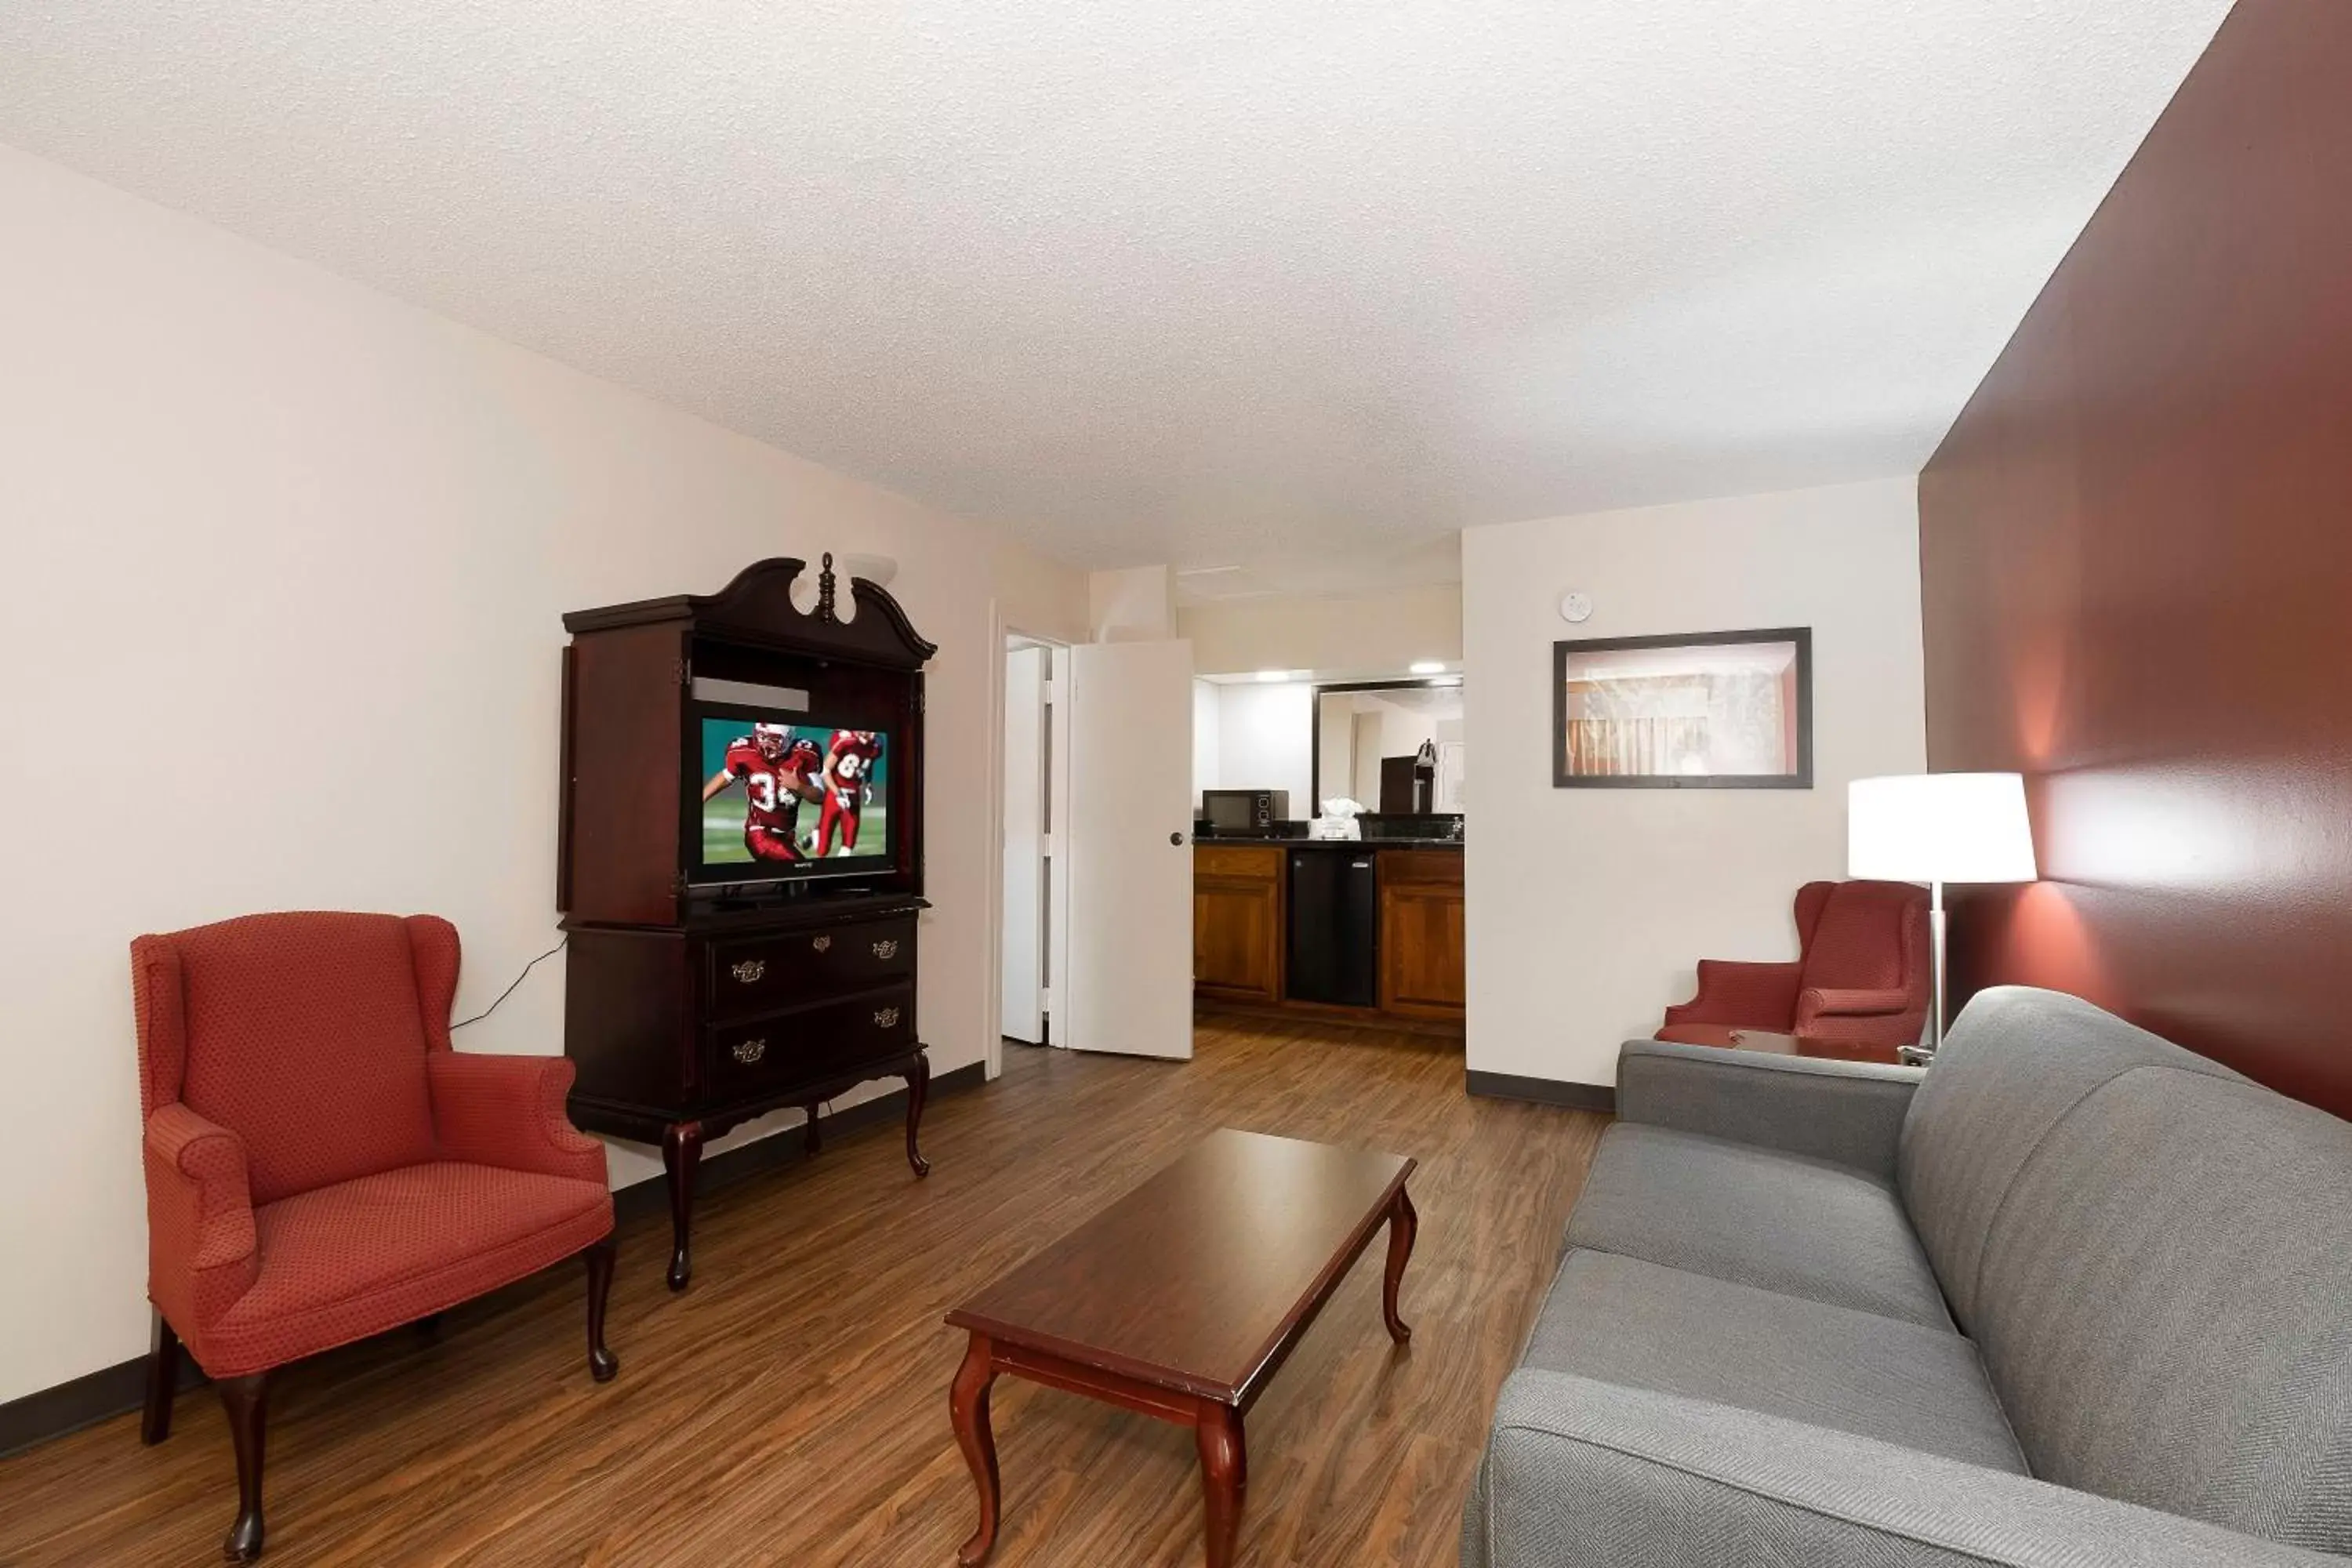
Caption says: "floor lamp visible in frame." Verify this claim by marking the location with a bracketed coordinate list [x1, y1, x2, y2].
[1847, 774, 2038, 1058]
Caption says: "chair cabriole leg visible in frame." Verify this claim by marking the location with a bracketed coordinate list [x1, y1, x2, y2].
[217, 1372, 269, 1562]
[585, 1236, 619, 1382]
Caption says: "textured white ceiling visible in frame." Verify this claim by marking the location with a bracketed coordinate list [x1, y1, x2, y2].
[0, 2, 2230, 590]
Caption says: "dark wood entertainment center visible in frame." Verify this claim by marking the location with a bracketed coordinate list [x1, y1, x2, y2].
[557, 556, 936, 1290]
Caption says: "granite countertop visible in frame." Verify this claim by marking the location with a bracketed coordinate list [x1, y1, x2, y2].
[1192, 835, 1464, 849]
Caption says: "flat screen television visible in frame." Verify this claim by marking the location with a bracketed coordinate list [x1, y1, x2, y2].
[691, 710, 893, 883]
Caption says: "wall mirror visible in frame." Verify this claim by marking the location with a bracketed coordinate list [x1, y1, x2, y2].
[1312, 680, 1467, 815]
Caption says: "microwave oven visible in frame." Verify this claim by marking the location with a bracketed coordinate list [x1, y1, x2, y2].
[1200, 789, 1290, 833]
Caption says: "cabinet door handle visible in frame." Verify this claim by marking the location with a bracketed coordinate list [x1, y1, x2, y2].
[873, 1007, 901, 1029]
[729, 959, 767, 984]
[811, 935, 832, 953]
[871, 938, 900, 960]
[731, 1037, 768, 1065]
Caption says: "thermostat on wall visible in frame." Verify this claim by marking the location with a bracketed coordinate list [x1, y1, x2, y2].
[1558, 591, 1593, 623]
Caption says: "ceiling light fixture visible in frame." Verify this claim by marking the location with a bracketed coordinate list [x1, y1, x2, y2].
[1409, 660, 1446, 675]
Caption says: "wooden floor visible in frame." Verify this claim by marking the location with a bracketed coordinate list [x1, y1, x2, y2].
[0, 1014, 1606, 1567]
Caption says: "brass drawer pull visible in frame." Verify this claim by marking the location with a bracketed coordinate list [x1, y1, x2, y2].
[873, 1007, 901, 1029]
[731, 1037, 768, 1065]
[872, 938, 900, 960]
[729, 959, 766, 984]
[811, 935, 832, 953]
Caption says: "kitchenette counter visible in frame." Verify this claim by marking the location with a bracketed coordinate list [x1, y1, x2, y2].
[1194, 835, 1463, 850]
[1191, 838, 1463, 1032]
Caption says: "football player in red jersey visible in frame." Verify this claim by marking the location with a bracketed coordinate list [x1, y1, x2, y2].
[701, 724, 823, 862]
[814, 729, 882, 857]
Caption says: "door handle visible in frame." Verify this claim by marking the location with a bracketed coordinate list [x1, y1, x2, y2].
[1170, 832, 1185, 845]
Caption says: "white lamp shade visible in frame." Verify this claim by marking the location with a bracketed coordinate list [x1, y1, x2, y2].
[1848, 773, 2037, 884]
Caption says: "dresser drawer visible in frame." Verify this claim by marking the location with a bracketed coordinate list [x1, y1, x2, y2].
[706, 916, 916, 1018]
[707, 985, 916, 1102]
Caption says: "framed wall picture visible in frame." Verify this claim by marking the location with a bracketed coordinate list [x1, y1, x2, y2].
[1552, 628, 1812, 789]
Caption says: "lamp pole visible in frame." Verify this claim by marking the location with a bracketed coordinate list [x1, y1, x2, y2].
[1926, 879, 1946, 1055]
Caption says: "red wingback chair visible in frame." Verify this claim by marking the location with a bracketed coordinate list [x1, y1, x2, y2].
[1657, 880, 1931, 1050]
[132, 912, 617, 1561]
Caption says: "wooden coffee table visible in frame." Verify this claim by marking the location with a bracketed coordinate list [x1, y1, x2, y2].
[943, 1128, 1417, 1567]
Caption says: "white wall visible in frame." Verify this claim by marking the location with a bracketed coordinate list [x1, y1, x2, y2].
[1207, 682, 1315, 816]
[1462, 477, 1926, 1087]
[1191, 680, 1222, 807]
[1088, 565, 1177, 642]
[1178, 582, 1461, 678]
[0, 144, 1089, 1403]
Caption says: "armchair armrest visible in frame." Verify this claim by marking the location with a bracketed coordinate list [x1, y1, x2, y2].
[143, 1103, 259, 1330]
[1660, 958, 1802, 1027]
[1465, 1370, 2332, 1568]
[429, 1051, 608, 1185]
[1615, 1037, 1922, 1178]
[1797, 983, 1911, 1019]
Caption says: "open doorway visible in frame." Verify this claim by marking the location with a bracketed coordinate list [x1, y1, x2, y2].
[1001, 634, 1070, 1046]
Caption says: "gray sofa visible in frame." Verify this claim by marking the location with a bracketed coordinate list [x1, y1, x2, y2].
[1462, 985, 2352, 1566]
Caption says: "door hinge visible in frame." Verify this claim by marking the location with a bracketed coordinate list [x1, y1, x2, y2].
[673, 657, 692, 688]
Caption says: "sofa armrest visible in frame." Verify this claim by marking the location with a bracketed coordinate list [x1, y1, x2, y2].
[1661, 958, 1803, 1027]
[429, 1051, 608, 1185]
[1463, 1370, 2336, 1568]
[143, 1104, 260, 1332]
[1615, 1037, 1922, 1177]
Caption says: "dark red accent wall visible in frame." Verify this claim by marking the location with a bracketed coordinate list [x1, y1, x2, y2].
[1919, 0, 2352, 1120]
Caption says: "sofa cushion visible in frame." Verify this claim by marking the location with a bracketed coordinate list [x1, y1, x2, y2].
[195, 1160, 612, 1378]
[1464, 1370, 2334, 1568]
[1523, 1248, 2024, 1472]
[1969, 1063, 2352, 1553]
[1896, 985, 2248, 1327]
[1567, 1123, 1953, 1330]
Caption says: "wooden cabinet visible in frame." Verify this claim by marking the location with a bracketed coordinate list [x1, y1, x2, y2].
[1193, 844, 1284, 1004]
[1377, 851, 1466, 1020]
[1195, 842, 1465, 1033]
[557, 557, 937, 1294]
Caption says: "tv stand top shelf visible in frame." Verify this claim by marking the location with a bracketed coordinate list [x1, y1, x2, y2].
[561, 894, 928, 936]
[691, 891, 927, 931]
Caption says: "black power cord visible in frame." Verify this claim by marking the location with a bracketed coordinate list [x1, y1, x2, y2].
[451, 936, 568, 1030]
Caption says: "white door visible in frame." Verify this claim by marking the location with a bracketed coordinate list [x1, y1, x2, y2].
[1064, 638, 1196, 1060]
[1000, 644, 1049, 1043]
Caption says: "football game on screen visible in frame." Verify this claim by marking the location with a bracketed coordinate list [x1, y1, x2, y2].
[699, 719, 890, 868]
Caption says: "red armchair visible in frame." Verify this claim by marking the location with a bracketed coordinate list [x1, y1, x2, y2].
[1657, 880, 1931, 1050]
[132, 912, 617, 1561]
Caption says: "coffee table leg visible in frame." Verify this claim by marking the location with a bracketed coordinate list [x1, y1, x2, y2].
[950, 1335, 1001, 1566]
[1196, 1403, 1247, 1568]
[1381, 1185, 1417, 1344]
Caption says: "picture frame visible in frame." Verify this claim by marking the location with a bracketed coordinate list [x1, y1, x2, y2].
[1552, 628, 1812, 789]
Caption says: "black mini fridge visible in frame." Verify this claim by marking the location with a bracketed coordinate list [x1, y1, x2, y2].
[1286, 849, 1379, 1007]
